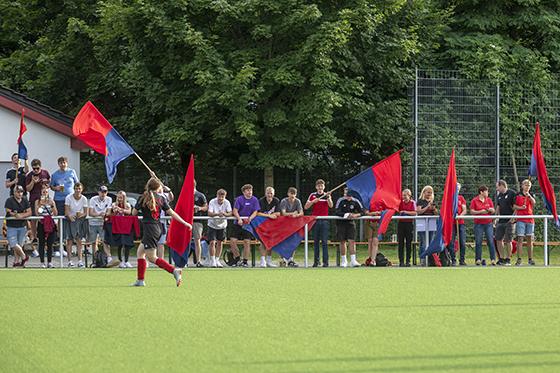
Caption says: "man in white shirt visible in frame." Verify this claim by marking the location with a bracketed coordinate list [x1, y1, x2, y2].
[88, 185, 113, 262]
[64, 182, 88, 267]
[207, 189, 232, 267]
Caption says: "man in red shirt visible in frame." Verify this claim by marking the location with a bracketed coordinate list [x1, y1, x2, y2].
[470, 185, 496, 265]
[447, 183, 467, 266]
[513, 179, 536, 265]
[305, 179, 333, 267]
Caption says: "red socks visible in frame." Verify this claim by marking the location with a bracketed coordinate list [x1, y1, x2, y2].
[137, 258, 146, 280]
[155, 258, 174, 274]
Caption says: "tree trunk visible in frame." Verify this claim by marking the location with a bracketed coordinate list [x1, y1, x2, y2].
[264, 166, 274, 192]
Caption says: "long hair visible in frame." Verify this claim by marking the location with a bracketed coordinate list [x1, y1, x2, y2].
[420, 185, 434, 202]
[142, 178, 162, 213]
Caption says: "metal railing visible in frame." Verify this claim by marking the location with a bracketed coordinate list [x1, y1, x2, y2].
[1, 214, 554, 268]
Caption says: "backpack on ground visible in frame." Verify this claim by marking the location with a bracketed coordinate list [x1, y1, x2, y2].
[375, 252, 392, 267]
[92, 250, 108, 268]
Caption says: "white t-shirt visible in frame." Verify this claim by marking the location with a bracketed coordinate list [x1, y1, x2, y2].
[65, 194, 88, 217]
[208, 198, 232, 230]
[89, 195, 112, 226]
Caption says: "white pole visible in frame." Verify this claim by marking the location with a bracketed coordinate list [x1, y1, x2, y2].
[59, 216, 64, 268]
[425, 218, 429, 267]
[544, 217, 548, 266]
[304, 223, 308, 268]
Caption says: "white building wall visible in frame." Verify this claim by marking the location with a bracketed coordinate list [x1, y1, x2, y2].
[0, 107, 80, 208]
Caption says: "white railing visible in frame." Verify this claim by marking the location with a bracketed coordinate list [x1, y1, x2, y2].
[1, 214, 554, 268]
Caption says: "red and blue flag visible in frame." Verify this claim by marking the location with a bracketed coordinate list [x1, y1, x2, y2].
[17, 109, 28, 160]
[529, 122, 560, 228]
[345, 150, 402, 238]
[243, 216, 316, 259]
[72, 101, 135, 183]
[421, 149, 458, 258]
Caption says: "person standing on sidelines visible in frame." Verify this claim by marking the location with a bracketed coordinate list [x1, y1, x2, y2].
[25, 158, 50, 252]
[5, 153, 28, 197]
[335, 188, 363, 268]
[132, 178, 192, 287]
[279, 187, 304, 267]
[447, 183, 467, 266]
[193, 183, 208, 267]
[470, 185, 497, 265]
[35, 184, 58, 268]
[5, 185, 31, 267]
[88, 185, 113, 262]
[108, 191, 134, 268]
[257, 186, 281, 267]
[207, 189, 232, 268]
[495, 180, 516, 265]
[64, 182, 88, 267]
[416, 185, 438, 265]
[397, 189, 416, 267]
[305, 179, 333, 267]
[513, 179, 536, 266]
[229, 184, 260, 267]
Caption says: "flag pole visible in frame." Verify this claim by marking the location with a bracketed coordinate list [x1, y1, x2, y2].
[134, 152, 158, 178]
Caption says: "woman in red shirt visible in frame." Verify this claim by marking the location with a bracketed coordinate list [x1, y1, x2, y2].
[513, 179, 536, 265]
[470, 185, 496, 265]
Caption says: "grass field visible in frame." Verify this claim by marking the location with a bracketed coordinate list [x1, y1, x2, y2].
[2, 267, 560, 372]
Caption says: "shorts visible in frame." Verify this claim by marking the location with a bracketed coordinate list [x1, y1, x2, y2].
[141, 222, 162, 249]
[64, 217, 88, 240]
[208, 227, 226, 242]
[193, 222, 204, 240]
[516, 221, 535, 237]
[230, 223, 253, 240]
[7, 226, 27, 248]
[336, 223, 356, 241]
[495, 222, 513, 242]
[88, 224, 105, 243]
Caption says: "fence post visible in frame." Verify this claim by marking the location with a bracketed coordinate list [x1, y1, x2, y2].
[544, 217, 548, 266]
[496, 83, 501, 182]
[59, 217, 64, 268]
[304, 223, 308, 268]
[425, 218, 429, 267]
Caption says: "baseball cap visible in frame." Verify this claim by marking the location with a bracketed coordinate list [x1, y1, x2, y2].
[14, 185, 24, 192]
[99, 185, 108, 192]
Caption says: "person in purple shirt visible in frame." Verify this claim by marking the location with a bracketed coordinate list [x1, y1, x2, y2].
[228, 184, 259, 267]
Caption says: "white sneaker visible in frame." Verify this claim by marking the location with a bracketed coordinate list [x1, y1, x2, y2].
[62, 250, 68, 257]
[32, 250, 39, 258]
[54, 251, 61, 257]
[41, 263, 46, 268]
[215, 259, 223, 268]
[107, 256, 113, 263]
[210, 258, 217, 268]
[47, 263, 54, 268]
[173, 268, 183, 287]
[125, 262, 133, 268]
[351, 259, 361, 267]
[78, 261, 85, 268]
[266, 260, 277, 268]
[340, 259, 348, 268]
[259, 260, 267, 268]
[131, 280, 145, 287]
[67, 261, 75, 268]
[119, 261, 126, 268]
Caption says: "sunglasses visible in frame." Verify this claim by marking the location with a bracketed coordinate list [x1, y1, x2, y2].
[32, 167, 40, 171]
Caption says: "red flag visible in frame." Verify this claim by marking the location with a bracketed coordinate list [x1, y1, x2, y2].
[17, 109, 28, 159]
[441, 148, 458, 247]
[166, 155, 195, 255]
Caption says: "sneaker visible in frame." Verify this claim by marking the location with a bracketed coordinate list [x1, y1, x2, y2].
[266, 260, 277, 268]
[322, 263, 329, 268]
[119, 261, 126, 268]
[67, 261, 75, 268]
[340, 259, 348, 268]
[287, 260, 299, 267]
[209, 258, 217, 268]
[405, 263, 411, 267]
[496, 258, 504, 266]
[528, 259, 536, 266]
[515, 258, 522, 266]
[505, 258, 511, 266]
[78, 261, 85, 268]
[21, 255, 30, 267]
[125, 262, 133, 268]
[47, 263, 54, 268]
[459, 260, 467, 266]
[41, 263, 46, 268]
[62, 250, 68, 257]
[451, 260, 457, 267]
[350, 259, 361, 267]
[475, 259, 481, 266]
[364, 257, 375, 267]
[491, 260, 496, 266]
[240, 260, 249, 268]
[215, 260, 223, 268]
[131, 280, 145, 287]
[312, 261, 319, 268]
[12, 261, 21, 267]
[173, 268, 183, 287]
[259, 260, 267, 268]
[195, 262, 204, 268]
[31, 250, 39, 258]
[54, 251, 61, 257]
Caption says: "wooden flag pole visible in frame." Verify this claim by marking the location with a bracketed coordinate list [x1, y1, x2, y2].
[314, 181, 347, 201]
[134, 152, 158, 179]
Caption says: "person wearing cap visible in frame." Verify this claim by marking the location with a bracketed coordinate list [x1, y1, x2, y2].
[88, 185, 113, 262]
[5, 185, 32, 267]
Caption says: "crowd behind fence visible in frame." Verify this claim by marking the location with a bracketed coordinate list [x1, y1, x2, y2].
[1, 214, 554, 268]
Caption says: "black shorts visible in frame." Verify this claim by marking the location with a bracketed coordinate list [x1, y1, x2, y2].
[208, 227, 226, 242]
[141, 222, 162, 249]
[495, 222, 513, 242]
[230, 223, 253, 240]
[337, 222, 356, 241]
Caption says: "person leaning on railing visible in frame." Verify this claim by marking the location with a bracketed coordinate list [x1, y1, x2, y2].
[4, 185, 31, 267]
[335, 188, 363, 268]
[106, 191, 134, 268]
[64, 182, 88, 268]
[416, 185, 438, 265]
[470, 185, 496, 266]
[35, 184, 57, 268]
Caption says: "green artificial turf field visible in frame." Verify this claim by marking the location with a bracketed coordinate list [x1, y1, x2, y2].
[1, 267, 560, 372]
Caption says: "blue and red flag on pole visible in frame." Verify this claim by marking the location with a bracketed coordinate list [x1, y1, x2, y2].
[167, 155, 195, 255]
[17, 109, 28, 160]
[243, 216, 316, 259]
[345, 150, 402, 238]
[529, 122, 560, 228]
[72, 102, 135, 183]
[421, 148, 458, 258]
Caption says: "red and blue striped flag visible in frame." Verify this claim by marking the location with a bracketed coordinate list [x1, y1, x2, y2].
[17, 109, 28, 160]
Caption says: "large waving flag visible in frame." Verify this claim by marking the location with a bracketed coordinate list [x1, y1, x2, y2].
[167, 155, 195, 255]
[421, 149, 458, 258]
[243, 216, 316, 259]
[346, 150, 402, 237]
[529, 122, 560, 227]
[17, 109, 28, 160]
[72, 102, 135, 183]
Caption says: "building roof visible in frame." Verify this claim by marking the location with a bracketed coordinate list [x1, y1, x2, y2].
[0, 85, 85, 150]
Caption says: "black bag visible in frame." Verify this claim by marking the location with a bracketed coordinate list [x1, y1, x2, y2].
[92, 250, 108, 268]
[375, 252, 391, 267]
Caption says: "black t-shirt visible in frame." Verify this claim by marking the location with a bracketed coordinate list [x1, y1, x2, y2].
[194, 191, 207, 216]
[497, 189, 516, 223]
[335, 197, 363, 226]
[135, 195, 170, 224]
[259, 196, 280, 214]
[5, 167, 26, 196]
[417, 199, 437, 215]
[5, 196, 30, 228]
